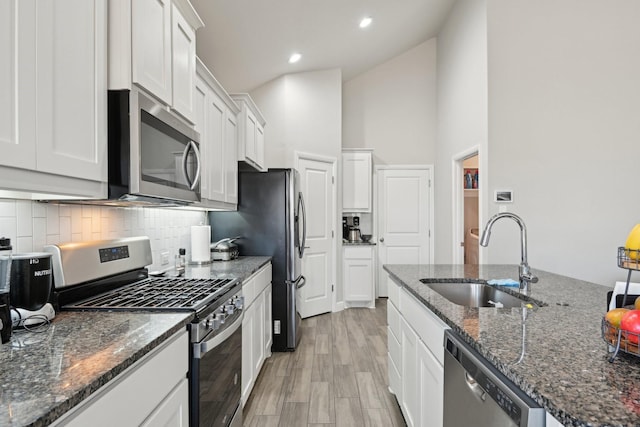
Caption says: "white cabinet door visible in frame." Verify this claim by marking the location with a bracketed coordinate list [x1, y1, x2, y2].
[342, 151, 372, 212]
[400, 316, 418, 427]
[343, 258, 373, 302]
[253, 291, 265, 376]
[343, 246, 374, 305]
[0, 0, 35, 170]
[171, 3, 196, 123]
[418, 339, 443, 427]
[244, 109, 258, 164]
[195, 60, 239, 206]
[241, 302, 255, 404]
[224, 113, 238, 204]
[232, 94, 266, 172]
[204, 95, 226, 202]
[264, 284, 273, 356]
[140, 379, 189, 427]
[1, 0, 107, 185]
[132, 0, 172, 105]
[256, 123, 265, 171]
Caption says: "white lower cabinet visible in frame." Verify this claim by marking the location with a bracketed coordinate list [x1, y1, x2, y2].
[387, 274, 448, 427]
[343, 245, 375, 308]
[53, 331, 189, 427]
[241, 263, 273, 405]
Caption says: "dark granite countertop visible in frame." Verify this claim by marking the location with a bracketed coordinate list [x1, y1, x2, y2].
[342, 241, 377, 246]
[0, 256, 271, 427]
[383, 264, 640, 427]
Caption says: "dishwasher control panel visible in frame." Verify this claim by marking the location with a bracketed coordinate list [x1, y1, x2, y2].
[444, 331, 545, 427]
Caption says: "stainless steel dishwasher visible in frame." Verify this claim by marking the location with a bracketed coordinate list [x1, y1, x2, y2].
[443, 330, 545, 427]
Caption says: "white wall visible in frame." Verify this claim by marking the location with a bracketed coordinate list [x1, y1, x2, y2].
[343, 39, 437, 165]
[251, 69, 342, 168]
[0, 201, 206, 271]
[485, 0, 640, 286]
[435, 0, 488, 263]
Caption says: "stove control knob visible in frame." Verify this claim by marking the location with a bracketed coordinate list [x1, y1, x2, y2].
[233, 296, 244, 309]
[225, 304, 235, 315]
[213, 313, 225, 329]
[205, 314, 214, 329]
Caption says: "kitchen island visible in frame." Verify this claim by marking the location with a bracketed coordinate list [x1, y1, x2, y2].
[0, 256, 271, 427]
[384, 264, 640, 427]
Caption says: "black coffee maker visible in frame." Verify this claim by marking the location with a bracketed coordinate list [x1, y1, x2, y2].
[342, 216, 349, 240]
[0, 238, 12, 344]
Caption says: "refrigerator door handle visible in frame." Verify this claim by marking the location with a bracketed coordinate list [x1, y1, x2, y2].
[298, 192, 307, 258]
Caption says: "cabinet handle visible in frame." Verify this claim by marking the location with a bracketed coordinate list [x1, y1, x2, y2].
[379, 237, 384, 243]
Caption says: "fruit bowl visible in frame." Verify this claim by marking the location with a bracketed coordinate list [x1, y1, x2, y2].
[602, 317, 640, 358]
[618, 247, 640, 270]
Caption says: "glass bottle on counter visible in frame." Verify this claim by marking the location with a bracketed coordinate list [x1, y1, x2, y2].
[175, 248, 186, 274]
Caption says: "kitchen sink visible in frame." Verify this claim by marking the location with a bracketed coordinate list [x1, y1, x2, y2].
[420, 279, 543, 308]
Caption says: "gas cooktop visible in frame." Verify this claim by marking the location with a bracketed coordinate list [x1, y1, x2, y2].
[63, 277, 236, 311]
[44, 237, 240, 315]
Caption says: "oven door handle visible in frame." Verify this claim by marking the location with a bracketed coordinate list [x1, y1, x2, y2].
[196, 312, 243, 359]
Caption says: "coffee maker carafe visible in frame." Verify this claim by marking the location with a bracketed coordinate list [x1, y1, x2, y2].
[348, 216, 362, 242]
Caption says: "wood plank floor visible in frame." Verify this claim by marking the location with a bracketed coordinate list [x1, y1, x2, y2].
[243, 299, 406, 427]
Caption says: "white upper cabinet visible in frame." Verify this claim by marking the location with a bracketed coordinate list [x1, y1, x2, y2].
[131, 0, 172, 105]
[231, 94, 267, 172]
[342, 149, 373, 212]
[170, 3, 197, 122]
[0, 0, 107, 199]
[194, 59, 240, 208]
[111, 0, 202, 124]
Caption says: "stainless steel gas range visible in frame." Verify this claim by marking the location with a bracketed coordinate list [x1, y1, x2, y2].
[44, 236, 243, 427]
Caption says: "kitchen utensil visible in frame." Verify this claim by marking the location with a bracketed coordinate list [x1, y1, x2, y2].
[10, 252, 52, 311]
[210, 237, 241, 261]
[361, 234, 372, 243]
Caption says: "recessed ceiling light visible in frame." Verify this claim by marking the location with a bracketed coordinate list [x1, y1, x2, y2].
[288, 53, 302, 64]
[359, 16, 372, 29]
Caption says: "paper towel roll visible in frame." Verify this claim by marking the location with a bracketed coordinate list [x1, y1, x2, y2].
[191, 225, 211, 263]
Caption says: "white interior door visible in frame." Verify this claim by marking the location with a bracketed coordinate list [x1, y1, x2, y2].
[297, 155, 335, 318]
[377, 167, 433, 297]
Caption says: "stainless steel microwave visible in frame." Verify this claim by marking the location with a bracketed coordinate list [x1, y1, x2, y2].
[107, 88, 201, 206]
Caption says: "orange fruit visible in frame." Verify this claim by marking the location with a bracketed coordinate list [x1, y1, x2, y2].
[606, 308, 630, 328]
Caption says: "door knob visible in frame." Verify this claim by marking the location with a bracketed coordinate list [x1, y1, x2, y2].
[379, 237, 384, 243]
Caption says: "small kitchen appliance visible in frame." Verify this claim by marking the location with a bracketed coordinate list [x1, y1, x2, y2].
[44, 236, 244, 427]
[210, 237, 241, 261]
[0, 239, 12, 343]
[8, 252, 55, 327]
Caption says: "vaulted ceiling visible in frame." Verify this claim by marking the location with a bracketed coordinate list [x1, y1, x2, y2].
[191, 0, 455, 93]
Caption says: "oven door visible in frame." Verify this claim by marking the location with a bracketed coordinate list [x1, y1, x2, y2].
[191, 312, 242, 427]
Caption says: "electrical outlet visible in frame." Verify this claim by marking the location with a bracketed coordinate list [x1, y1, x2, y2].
[274, 320, 281, 334]
[160, 251, 170, 266]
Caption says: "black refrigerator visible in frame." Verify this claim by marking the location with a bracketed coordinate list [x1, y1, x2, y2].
[208, 169, 306, 352]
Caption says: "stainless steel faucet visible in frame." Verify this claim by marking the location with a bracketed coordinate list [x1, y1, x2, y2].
[480, 212, 538, 294]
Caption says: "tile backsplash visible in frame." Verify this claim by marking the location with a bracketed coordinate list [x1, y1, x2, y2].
[0, 200, 207, 271]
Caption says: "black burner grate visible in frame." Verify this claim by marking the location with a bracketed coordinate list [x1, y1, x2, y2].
[64, 277, 237, 311]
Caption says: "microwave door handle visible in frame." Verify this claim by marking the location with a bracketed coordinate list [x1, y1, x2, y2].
[190, 141, 201, 190]
[182, 141, 201, 190]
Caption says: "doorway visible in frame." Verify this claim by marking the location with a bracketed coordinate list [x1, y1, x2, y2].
[295, 152, 337, 318]
[453, 149, 481, 264]
[376, 166, 434, 297]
